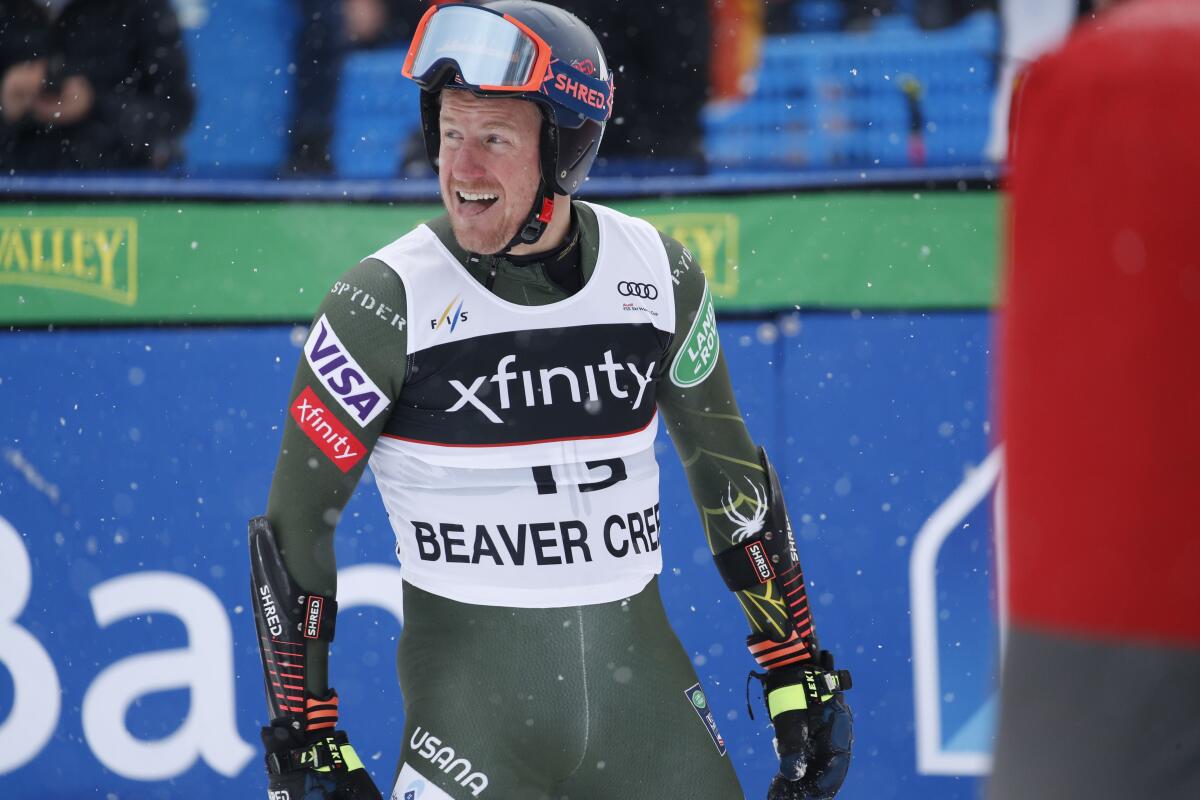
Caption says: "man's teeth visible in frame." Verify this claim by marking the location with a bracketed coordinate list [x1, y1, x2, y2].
[459, 191, 499, 201]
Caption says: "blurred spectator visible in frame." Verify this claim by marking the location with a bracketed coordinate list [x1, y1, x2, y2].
[282, 0, 343, 176]
[845, 0, 895, 25]
[913, 0, 995, 28]
[0, 0, 195, 172]
[984, 0, 1076, 161]
[282, 0, 426, 176]
[343, 0, 425, 48]
[711, 0, 766, 101]
[554, 0, 710, 173]
[845, 0, 995, 29]
[765, 0, 797, 32]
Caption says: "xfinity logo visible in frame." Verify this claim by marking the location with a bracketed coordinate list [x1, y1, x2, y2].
[617, 281, 658, 300]
[409, 727, 489, 796]
[304, 315, 387, 427]
[448, 351, 655, 424]
[291, 387, 367, 473]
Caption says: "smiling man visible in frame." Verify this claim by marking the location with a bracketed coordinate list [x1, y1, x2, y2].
[249, 3, 852, 799]
[439, 92, 551, 255]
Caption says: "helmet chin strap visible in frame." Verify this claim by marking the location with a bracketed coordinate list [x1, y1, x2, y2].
[476, 178, 560, 290]
[495, 177, 556, 255]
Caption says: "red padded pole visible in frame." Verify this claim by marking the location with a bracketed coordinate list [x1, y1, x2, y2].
[1001, 0, 1200, 647]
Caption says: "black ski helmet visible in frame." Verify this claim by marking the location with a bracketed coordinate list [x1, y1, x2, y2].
[408, 1, 613, 247]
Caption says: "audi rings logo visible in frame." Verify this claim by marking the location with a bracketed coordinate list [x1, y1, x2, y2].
[618, 281, 659, 300]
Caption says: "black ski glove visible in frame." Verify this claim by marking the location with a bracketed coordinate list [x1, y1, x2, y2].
[261, 695, 382, 800]
[757, 650, 854, 800]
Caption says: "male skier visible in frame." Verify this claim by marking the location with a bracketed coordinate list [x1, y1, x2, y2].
[249, 3, 852, 798]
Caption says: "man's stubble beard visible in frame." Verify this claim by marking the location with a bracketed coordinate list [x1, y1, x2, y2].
[450, 212, 514, 256]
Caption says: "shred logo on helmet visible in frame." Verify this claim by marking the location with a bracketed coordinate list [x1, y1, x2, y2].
[549, 66, 610, 115]
[403, 0, 613, 249]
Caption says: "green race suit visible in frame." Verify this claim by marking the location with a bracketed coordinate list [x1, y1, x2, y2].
[264, 202, 795, 798]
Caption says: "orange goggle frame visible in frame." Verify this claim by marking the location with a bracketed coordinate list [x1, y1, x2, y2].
[402, 3, 612, 123]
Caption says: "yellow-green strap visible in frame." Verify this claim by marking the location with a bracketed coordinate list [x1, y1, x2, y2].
[340, 744, 366, 773]
[306, 739, 366, 774]
[768, 684, 809, 718]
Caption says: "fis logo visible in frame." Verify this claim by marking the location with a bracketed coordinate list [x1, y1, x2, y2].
[431, 296, 468, 332]
[744, 541, 776, 584]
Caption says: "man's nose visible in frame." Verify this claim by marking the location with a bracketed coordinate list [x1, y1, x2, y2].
[451, 139, 488, 178]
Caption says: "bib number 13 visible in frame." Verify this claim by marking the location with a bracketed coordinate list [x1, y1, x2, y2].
[531, 458, 627, 495]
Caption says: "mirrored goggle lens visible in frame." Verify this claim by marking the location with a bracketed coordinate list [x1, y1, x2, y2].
[410, 5, 539, 88]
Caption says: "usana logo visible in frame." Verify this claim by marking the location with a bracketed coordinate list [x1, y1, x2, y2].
[409, 727, 489, 796]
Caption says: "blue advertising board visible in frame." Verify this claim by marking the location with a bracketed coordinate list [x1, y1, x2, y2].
[0, 313, 998, 798]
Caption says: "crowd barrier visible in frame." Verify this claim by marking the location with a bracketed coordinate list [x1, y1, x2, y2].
[1, 185, 1001, 799]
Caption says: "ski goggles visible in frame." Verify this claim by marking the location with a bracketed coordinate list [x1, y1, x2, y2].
[402, 3, 613, 124]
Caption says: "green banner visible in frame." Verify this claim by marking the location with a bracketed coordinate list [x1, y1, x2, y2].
[0, 191, 999, 326]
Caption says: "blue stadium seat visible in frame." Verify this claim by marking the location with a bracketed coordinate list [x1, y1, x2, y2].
[183, 4, 421, 180]
[182, 0, 298, 177]
[706, 10, 998, 171]
[792, 0, 846, 33]
[332, 50, 421, 179]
